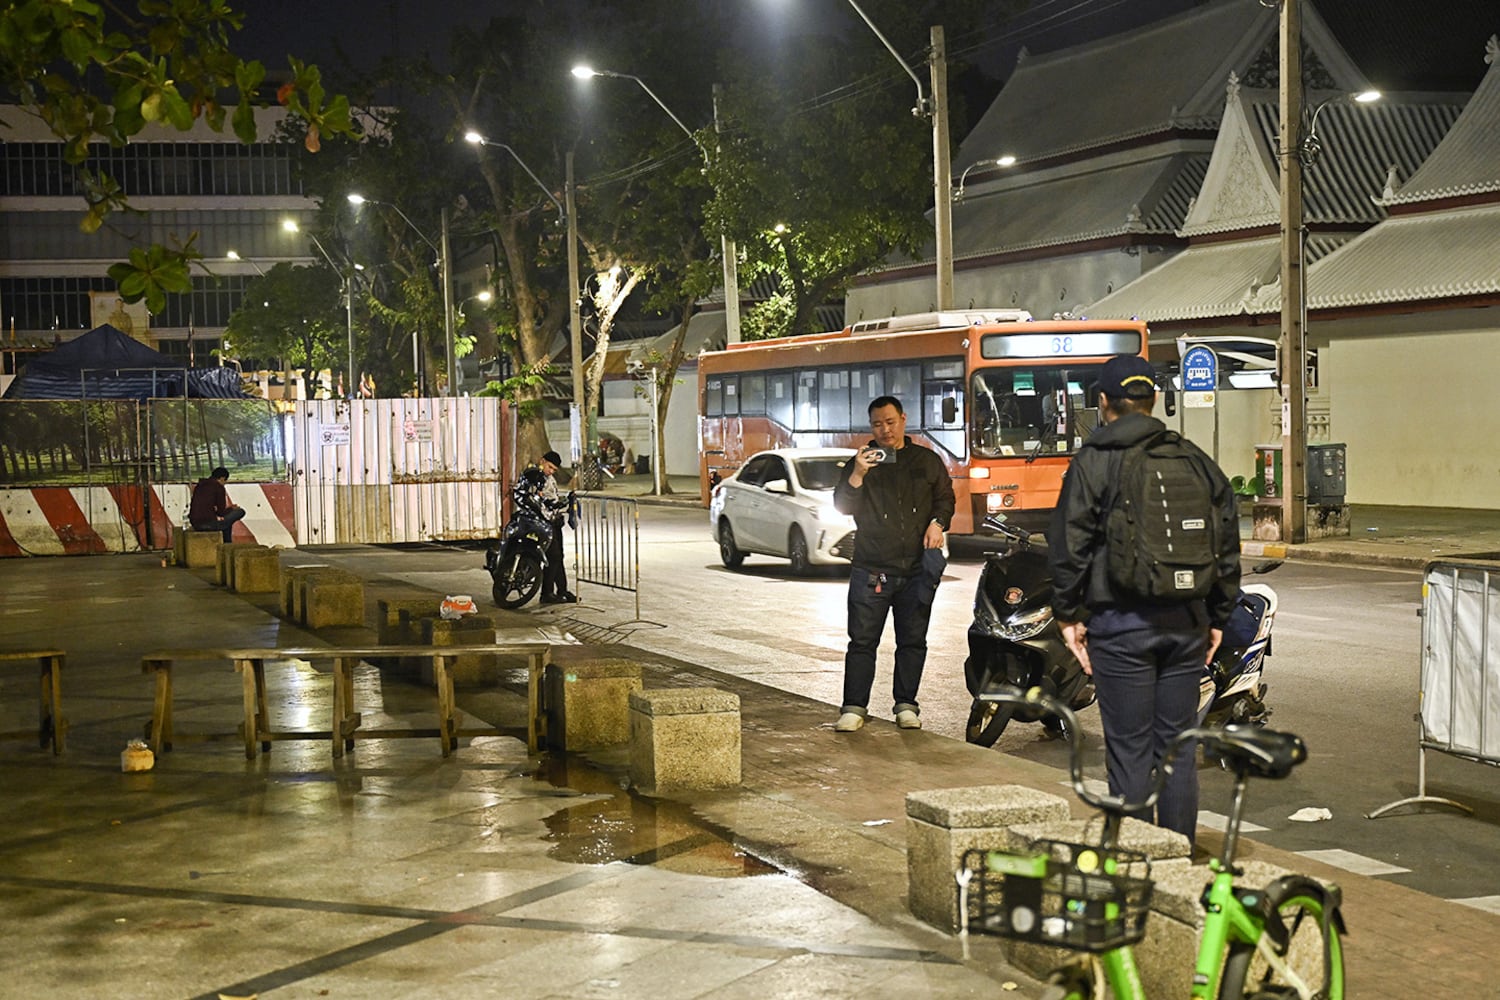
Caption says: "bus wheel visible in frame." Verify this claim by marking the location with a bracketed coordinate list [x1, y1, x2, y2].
[719, 522, 746, 569]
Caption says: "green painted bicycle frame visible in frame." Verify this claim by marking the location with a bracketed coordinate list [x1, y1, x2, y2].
[1089, 860, 1260, 1000]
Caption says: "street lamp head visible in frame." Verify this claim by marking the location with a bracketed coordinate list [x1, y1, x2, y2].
[476, 289, 493, 303]
[463, 130, 484, 144]
[1301, 90, 1383, 167]
[952, 155, 1017, 202]
[1353, 89, 1382, 104]
[226, 250, 242, 261]
[282, 219, 300, 233]
[571, 65, 597, 79]
[347, 193, 367, 206]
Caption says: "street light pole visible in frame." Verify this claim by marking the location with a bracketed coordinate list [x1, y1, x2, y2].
[840, 3, 952, 310]
[283, 220, 356, 399]
[566, 150, 585, 460]
[574, 66, 744, 344]
[347, 194, 453, 396]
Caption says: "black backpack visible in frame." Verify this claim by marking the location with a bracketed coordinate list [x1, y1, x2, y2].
[1104, 429, 1223, 603]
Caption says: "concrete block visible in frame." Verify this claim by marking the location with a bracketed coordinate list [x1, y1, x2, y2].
[1009, 816, 1191, 863]
[378, 598, 443, 645]
[545, 658, 644, 751]
[304, 573, 365, 629]
[629, 688, 740, 792]
[233, 547, 282, 594]
[217, 542, 264, 587]
[904, 785, 1072, 932]
[279, 564, 329, 618]
[181, 528, 221, 568]
[420, 616, 497, 686]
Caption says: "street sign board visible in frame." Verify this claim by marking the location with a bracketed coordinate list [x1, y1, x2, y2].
[1182, 344, 1218, 409]
[1182, 345, 1218, 392]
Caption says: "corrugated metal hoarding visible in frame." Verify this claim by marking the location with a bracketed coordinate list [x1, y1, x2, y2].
[290, 397, 509, 544]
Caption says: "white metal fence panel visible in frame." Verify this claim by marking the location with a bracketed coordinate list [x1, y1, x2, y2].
[1369, 559, 1500, 818]
[290, 397, 506, 545]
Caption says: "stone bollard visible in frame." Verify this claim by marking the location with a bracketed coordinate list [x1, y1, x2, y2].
[177, 527, 221, 568]
[545, 658, 644, 751]
[303, 571, 365, 629]
[279, 564, 329, 619]
[420, 615, 497, 686]
[904, 784, 1072, 932]
[378, 598, 444, 646]
[233, 547, 282, 594]
[217, 542, 265, 587]
[628, 688, 740, 793]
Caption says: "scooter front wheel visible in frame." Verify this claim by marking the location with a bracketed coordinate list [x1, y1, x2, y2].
[965, 697, 1017, 747]
[492, 551, 544, 609]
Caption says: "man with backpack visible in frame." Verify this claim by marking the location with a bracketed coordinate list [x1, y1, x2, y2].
[1048, 354, 1241, 841]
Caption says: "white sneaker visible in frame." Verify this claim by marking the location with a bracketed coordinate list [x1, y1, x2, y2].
[834, 712, 865, 732]
[896, 710, 922, 730]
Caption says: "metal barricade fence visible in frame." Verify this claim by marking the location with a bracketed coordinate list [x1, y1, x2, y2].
[568, 495, 662, 641]
[1368, 559, 1498, 819]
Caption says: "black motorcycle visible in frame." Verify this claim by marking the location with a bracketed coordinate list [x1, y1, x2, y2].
[963, 514, 1280, 747]
[963, 518, 1094, 746]
[485, 468, 570, 609]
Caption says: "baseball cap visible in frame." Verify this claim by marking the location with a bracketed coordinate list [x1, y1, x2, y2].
[1097, 355, 1158, 399]
[541, 450, 562, 466]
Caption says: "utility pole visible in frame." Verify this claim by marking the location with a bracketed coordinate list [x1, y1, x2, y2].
[930, 25, 954, 311]
[712, 84, 742, 344]
[1279, 0, 1308, 544]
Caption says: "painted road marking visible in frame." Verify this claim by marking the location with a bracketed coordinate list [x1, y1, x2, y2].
[1452, 896, 1500, 915]
[1198, 810, 1268, 834]
[1295, 849, 1410, 877]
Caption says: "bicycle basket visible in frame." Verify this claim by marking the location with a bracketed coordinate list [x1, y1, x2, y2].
[960, 840, 1153, 952]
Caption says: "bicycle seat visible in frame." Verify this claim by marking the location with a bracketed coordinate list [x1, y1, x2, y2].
[1193, 724, 1307, 780]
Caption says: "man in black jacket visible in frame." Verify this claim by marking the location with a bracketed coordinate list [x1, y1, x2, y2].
[832, 396, 956, 732]
[1048, 355, 1240, 840]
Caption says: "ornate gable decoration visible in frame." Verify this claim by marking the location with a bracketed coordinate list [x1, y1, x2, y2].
[1180, 74, 1280, 237]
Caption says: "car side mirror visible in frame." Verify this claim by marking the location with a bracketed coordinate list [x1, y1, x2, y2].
[762, 478, 791, 494]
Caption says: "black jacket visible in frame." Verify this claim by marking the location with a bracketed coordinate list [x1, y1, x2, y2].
[833, 437, 956, 576]
[1047, 412, 1240, 627]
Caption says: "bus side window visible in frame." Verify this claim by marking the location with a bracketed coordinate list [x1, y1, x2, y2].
[768, 373, 794, 430]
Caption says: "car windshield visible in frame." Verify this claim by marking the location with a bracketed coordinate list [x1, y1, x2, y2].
[793, 457, 849, 491]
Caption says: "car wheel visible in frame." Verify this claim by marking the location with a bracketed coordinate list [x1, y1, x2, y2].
[718, 521, 745, 568]
[788, 526, 811, 575]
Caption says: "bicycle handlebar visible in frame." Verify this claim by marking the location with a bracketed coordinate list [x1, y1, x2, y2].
[978, 685, 1198, 818]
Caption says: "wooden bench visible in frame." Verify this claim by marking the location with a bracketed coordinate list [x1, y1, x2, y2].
[0, 649, 67, 754]
[140, 641, 553, 760]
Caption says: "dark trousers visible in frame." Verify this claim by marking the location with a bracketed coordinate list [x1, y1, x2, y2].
[191, 507, 245, 544]
[1087, 624, 1206, 840]
[843, 566, 934, 716]
[542, 521, 568, 597]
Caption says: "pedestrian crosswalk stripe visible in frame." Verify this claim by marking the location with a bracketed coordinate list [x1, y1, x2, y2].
[1295, 848, 1410, 877]
[1197, 810, 1268, 834]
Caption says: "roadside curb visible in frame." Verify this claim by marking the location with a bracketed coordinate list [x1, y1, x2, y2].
[1241, 538, 1430, 571]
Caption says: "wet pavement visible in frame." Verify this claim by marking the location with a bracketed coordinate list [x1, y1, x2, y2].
[5, 490, 1500, 997]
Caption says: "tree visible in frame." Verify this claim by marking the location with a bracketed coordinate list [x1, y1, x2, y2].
[1, 0, 353, 311]
[222, 263, 344, 395]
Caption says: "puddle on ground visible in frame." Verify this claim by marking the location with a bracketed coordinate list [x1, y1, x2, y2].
[534, 755, 781, 878]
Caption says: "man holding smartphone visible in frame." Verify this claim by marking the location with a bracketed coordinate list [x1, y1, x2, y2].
[831, 395, 956, 732]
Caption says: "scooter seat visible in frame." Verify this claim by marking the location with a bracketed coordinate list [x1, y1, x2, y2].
[1193, 723, 1307, 780]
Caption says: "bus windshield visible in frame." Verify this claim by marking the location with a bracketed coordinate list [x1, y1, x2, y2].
[970, 364, 1107, 459]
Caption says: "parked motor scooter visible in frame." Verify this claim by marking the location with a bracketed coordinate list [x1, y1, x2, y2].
[963, 514, 1280, 746]
[485, 468, 570, 609]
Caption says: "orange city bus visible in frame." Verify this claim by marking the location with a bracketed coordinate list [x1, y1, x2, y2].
[697, 309, 1151, 538]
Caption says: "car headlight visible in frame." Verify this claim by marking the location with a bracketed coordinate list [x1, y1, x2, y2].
[817, 504, 845, 523]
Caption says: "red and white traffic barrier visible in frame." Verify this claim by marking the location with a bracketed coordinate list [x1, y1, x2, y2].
[0, 483, 295, 557]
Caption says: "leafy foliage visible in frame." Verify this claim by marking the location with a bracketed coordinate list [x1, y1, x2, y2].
[0, 0, 354, 308]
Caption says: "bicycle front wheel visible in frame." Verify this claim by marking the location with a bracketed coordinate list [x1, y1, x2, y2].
[1217, 889, 1343, 1000]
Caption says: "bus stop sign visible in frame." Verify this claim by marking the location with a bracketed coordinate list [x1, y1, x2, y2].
[1182, 344, 1217, 407]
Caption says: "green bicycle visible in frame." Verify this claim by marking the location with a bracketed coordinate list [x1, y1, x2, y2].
[961, 686, 1346, 999]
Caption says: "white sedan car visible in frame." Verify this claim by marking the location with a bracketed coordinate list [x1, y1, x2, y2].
[709, 448, 858, 574]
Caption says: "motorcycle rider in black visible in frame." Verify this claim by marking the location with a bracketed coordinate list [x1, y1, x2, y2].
[537, 450, 576, 604]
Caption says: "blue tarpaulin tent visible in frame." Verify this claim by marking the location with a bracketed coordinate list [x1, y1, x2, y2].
[1, 325, 247, 399]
